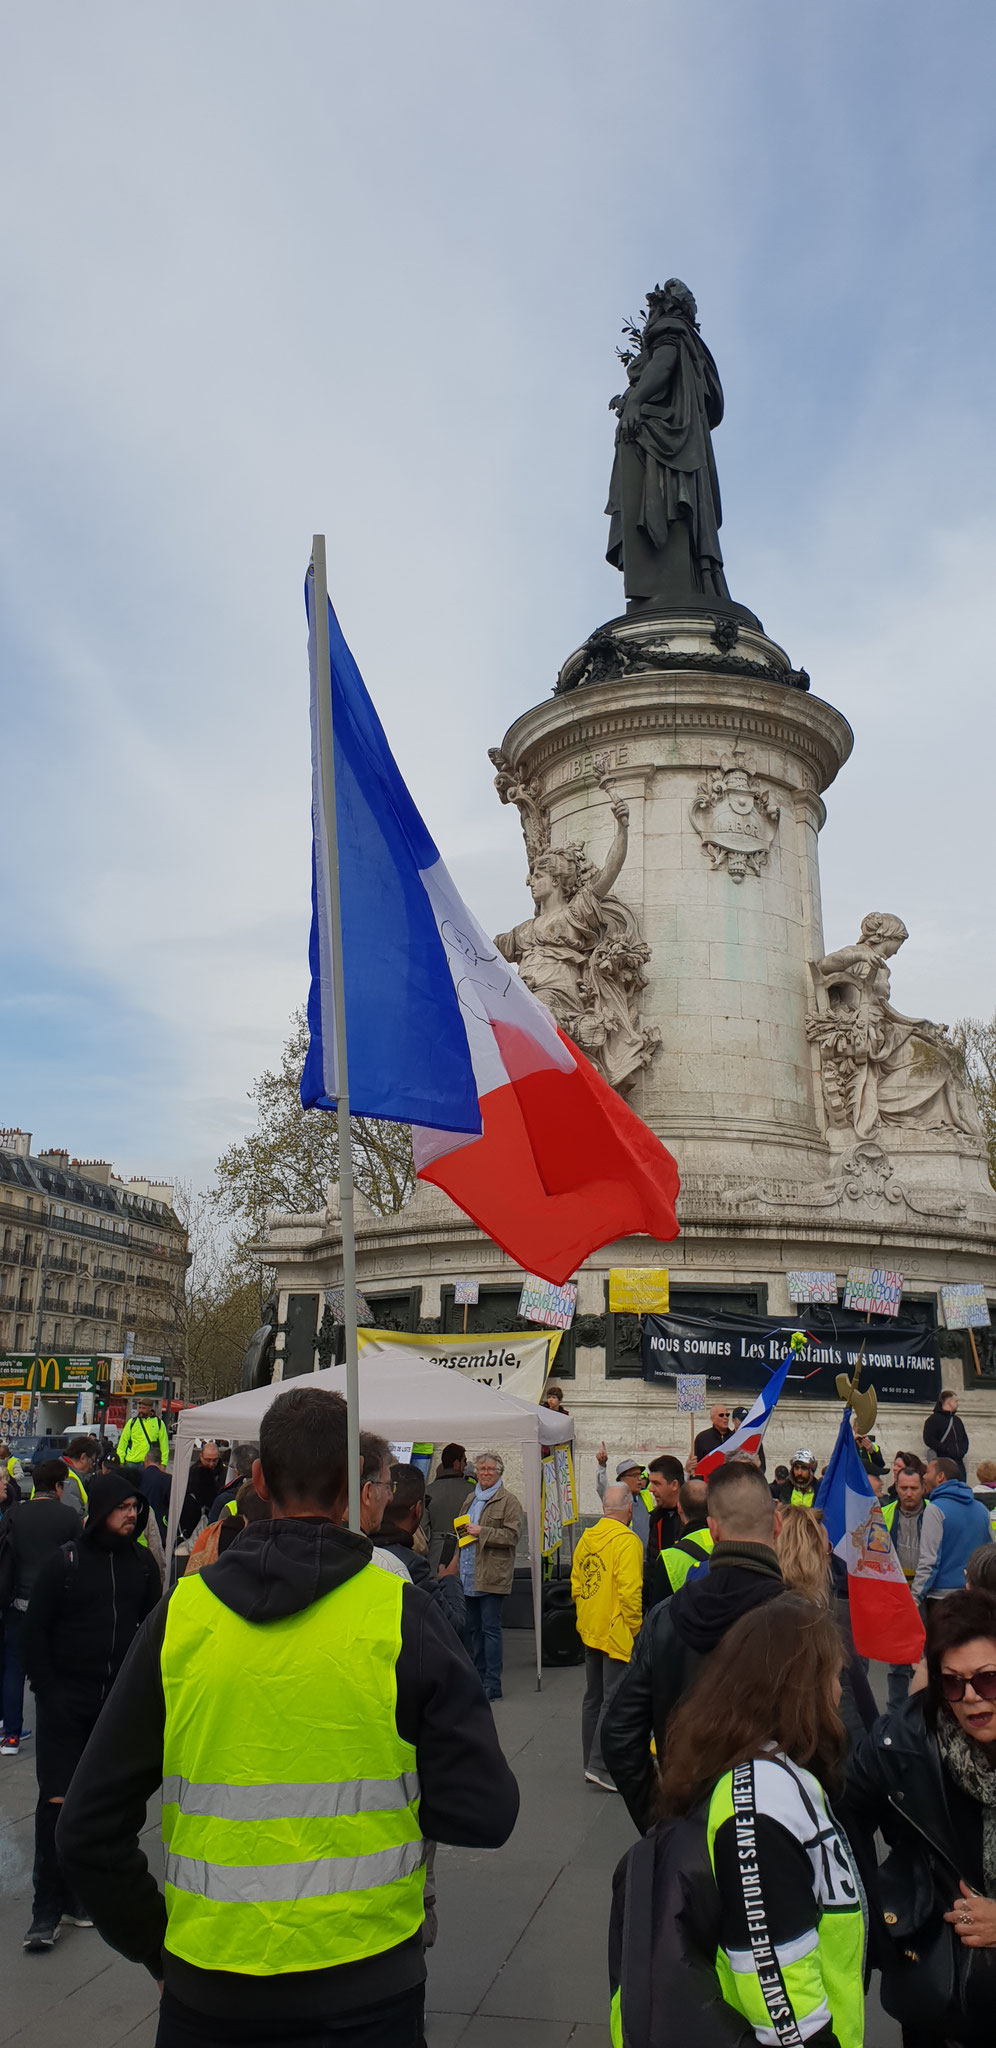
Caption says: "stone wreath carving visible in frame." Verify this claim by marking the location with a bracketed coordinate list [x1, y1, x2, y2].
[490, 750, 660, 1094]
[738, 1142, 967, 1220]
[689, 749, 780, 881]
[807, 913, 983, 1143]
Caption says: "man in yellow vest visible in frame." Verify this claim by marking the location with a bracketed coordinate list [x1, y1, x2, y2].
[57, 1385, 519, 2046]
[644, 1479, 715, 1604]
[117, 1400, 169, 1470]
[61, 1436, 97, 1520]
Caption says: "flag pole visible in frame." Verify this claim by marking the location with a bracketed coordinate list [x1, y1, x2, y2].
[310, 535, 362, 1532]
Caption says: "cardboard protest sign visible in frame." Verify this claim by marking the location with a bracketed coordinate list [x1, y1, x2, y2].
[786, 1270, 838, 1305]
[843, 1268, 904, 1317]
[940, 1283, 991, 1330]
[519, 1276, 578, 1331]
[677, 1374, 707, 1412]
[326, 1285, 374, 1326]
[454, 1279, 479, 1306]
[609, 1267, 670, 1314]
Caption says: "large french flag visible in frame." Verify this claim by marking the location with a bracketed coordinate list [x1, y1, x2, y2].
[695, 1352, 794, 1477]
[301, 584, 680, 1284]
[816, 1413, 925, 1666]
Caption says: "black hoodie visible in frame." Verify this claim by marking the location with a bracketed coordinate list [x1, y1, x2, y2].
[600, 1539, 785, 1833]
[58, 1514, 520, 2022]
[22, 1469, 161, 1717]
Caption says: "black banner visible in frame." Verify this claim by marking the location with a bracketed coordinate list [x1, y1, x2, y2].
[641, 1310, 940, 1405]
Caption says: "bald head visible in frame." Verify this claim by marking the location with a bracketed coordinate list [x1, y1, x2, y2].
[679, 1478, 707, 1524]
[706, 1460, 776, 1542]
[603, 1482, 634, 1523]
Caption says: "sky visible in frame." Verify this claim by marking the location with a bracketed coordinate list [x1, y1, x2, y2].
[2, 1, 996, 1196]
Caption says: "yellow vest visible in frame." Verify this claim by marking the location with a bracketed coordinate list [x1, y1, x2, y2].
[160, 1563, 426, 1974]
[658, 1526, 715, 1594]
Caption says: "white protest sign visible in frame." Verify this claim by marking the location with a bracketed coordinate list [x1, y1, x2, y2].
[941, 1283, 991, 1331]
[786, 1270, 838, 1304]
[677, 1374, 707, 1413]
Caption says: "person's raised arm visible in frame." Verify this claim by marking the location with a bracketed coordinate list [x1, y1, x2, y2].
[591, 791, 629, 900]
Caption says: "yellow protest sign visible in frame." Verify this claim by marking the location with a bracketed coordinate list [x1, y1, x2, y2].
[609, 1268, 669, 1314]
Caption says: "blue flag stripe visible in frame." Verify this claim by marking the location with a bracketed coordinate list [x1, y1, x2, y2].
[302, 581, 482, 1133]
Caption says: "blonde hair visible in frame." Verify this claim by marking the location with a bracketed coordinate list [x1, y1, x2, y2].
[777, 1505, 831, 1608]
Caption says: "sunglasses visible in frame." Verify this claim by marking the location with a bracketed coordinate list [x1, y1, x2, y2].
[940, 1668, 996, 1704]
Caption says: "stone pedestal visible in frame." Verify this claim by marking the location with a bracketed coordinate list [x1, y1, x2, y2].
[499, 614, 852, 1182]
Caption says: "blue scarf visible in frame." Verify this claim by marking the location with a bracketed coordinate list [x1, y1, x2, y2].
[460, 1477, 502, 1592]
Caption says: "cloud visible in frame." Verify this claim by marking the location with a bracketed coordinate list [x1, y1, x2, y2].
[2, 0, 995, 1192]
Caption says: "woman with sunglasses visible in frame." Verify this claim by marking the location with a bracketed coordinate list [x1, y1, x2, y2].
[844, 1589, 996, 2046]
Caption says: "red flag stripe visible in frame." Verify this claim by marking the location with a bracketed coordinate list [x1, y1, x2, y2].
[418, 1028, 680, 1286]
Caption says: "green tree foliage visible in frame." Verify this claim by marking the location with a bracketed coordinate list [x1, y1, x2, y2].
[953, 1012, 996, 1189]
[210, 1009, 416, 1270]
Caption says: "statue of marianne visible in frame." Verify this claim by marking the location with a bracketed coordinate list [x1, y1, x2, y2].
[605, 278, 731, 610]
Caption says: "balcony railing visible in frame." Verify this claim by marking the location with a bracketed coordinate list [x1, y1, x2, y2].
[46, 1255, 78, 1274]
[95, 1265, 127, 1282]
[0, 1294, 15, 1310]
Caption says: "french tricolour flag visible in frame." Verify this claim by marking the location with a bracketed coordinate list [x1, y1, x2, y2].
[301, 583, 680, 1284]
[816, 1412, 925, 1666]
[696, 1352, 794, 1477]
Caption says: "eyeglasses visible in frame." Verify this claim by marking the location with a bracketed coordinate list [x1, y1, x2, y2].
[940, 1668, 996, 1704]
[365, 1475, 395, 1494]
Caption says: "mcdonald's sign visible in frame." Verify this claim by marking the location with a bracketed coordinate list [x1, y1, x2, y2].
[0, 1354, 98, 1394]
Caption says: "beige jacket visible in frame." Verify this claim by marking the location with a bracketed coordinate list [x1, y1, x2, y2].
[460, 1483, 522, 1596]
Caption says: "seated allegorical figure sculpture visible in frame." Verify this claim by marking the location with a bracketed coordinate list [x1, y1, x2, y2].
[494, 790, 659, 1094]
[808, 912, 982, 1141]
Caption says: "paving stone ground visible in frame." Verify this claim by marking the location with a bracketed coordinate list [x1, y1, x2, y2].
[0, 1634, 901, 2046]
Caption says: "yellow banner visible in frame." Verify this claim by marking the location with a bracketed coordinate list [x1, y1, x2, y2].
[609, 1267, 669, 1314]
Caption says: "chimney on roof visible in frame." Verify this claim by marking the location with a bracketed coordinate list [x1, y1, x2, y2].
[76, 1160, 112, 1186]
[37, 1148, 71, 1170]
[0, 1129, 32, 1159]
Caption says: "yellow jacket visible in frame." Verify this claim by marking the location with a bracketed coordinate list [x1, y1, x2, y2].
[570, 1515, 643, 1662]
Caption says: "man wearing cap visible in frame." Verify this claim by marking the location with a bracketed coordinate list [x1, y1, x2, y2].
[776, 1452, 819, 1508]
[596, 1450, 655, 1549]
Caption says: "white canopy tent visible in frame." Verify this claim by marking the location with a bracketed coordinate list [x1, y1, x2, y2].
[166, 1356, 574, 1686]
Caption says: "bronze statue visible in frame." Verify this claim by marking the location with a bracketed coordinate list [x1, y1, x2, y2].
[605, 279, 730, 610]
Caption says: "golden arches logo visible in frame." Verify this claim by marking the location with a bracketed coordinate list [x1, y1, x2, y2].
[27, 1357, 62, 1391]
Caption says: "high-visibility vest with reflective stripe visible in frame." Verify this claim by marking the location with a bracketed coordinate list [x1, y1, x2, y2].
[119, 1415, 168, 1465]
[706, 1756, 864, 2048]
[658, 1526, 714, 1594]
[64, 1468, 89, 1515]
[160, 1561, 425, 1974]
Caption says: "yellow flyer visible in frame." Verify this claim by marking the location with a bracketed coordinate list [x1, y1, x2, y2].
[609, 1267, 669, 1314]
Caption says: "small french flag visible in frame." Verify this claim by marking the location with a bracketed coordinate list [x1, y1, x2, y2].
[696, 1351, 795, 1477]
[817, 1413, 925, 1666]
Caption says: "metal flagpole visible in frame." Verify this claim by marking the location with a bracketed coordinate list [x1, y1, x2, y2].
[310, 535, 362, 1531]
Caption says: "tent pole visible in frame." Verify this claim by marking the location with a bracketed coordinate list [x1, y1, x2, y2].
[310, 535, 362, 1533]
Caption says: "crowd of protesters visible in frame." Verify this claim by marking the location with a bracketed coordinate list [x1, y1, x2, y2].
[3, 1384, 996, 2046]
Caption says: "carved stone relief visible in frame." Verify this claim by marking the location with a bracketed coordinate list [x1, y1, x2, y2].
[490, 748, 659, 1094]
[689, 748, 780, 881]
[807, 912, 983, 1145]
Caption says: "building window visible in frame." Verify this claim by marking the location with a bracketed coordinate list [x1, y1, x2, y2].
[605, 1284, 770, 1379]
[439, 1284, 576, 1378]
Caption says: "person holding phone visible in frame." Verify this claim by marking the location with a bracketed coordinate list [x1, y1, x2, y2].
[844, 1589, 996, 2044]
